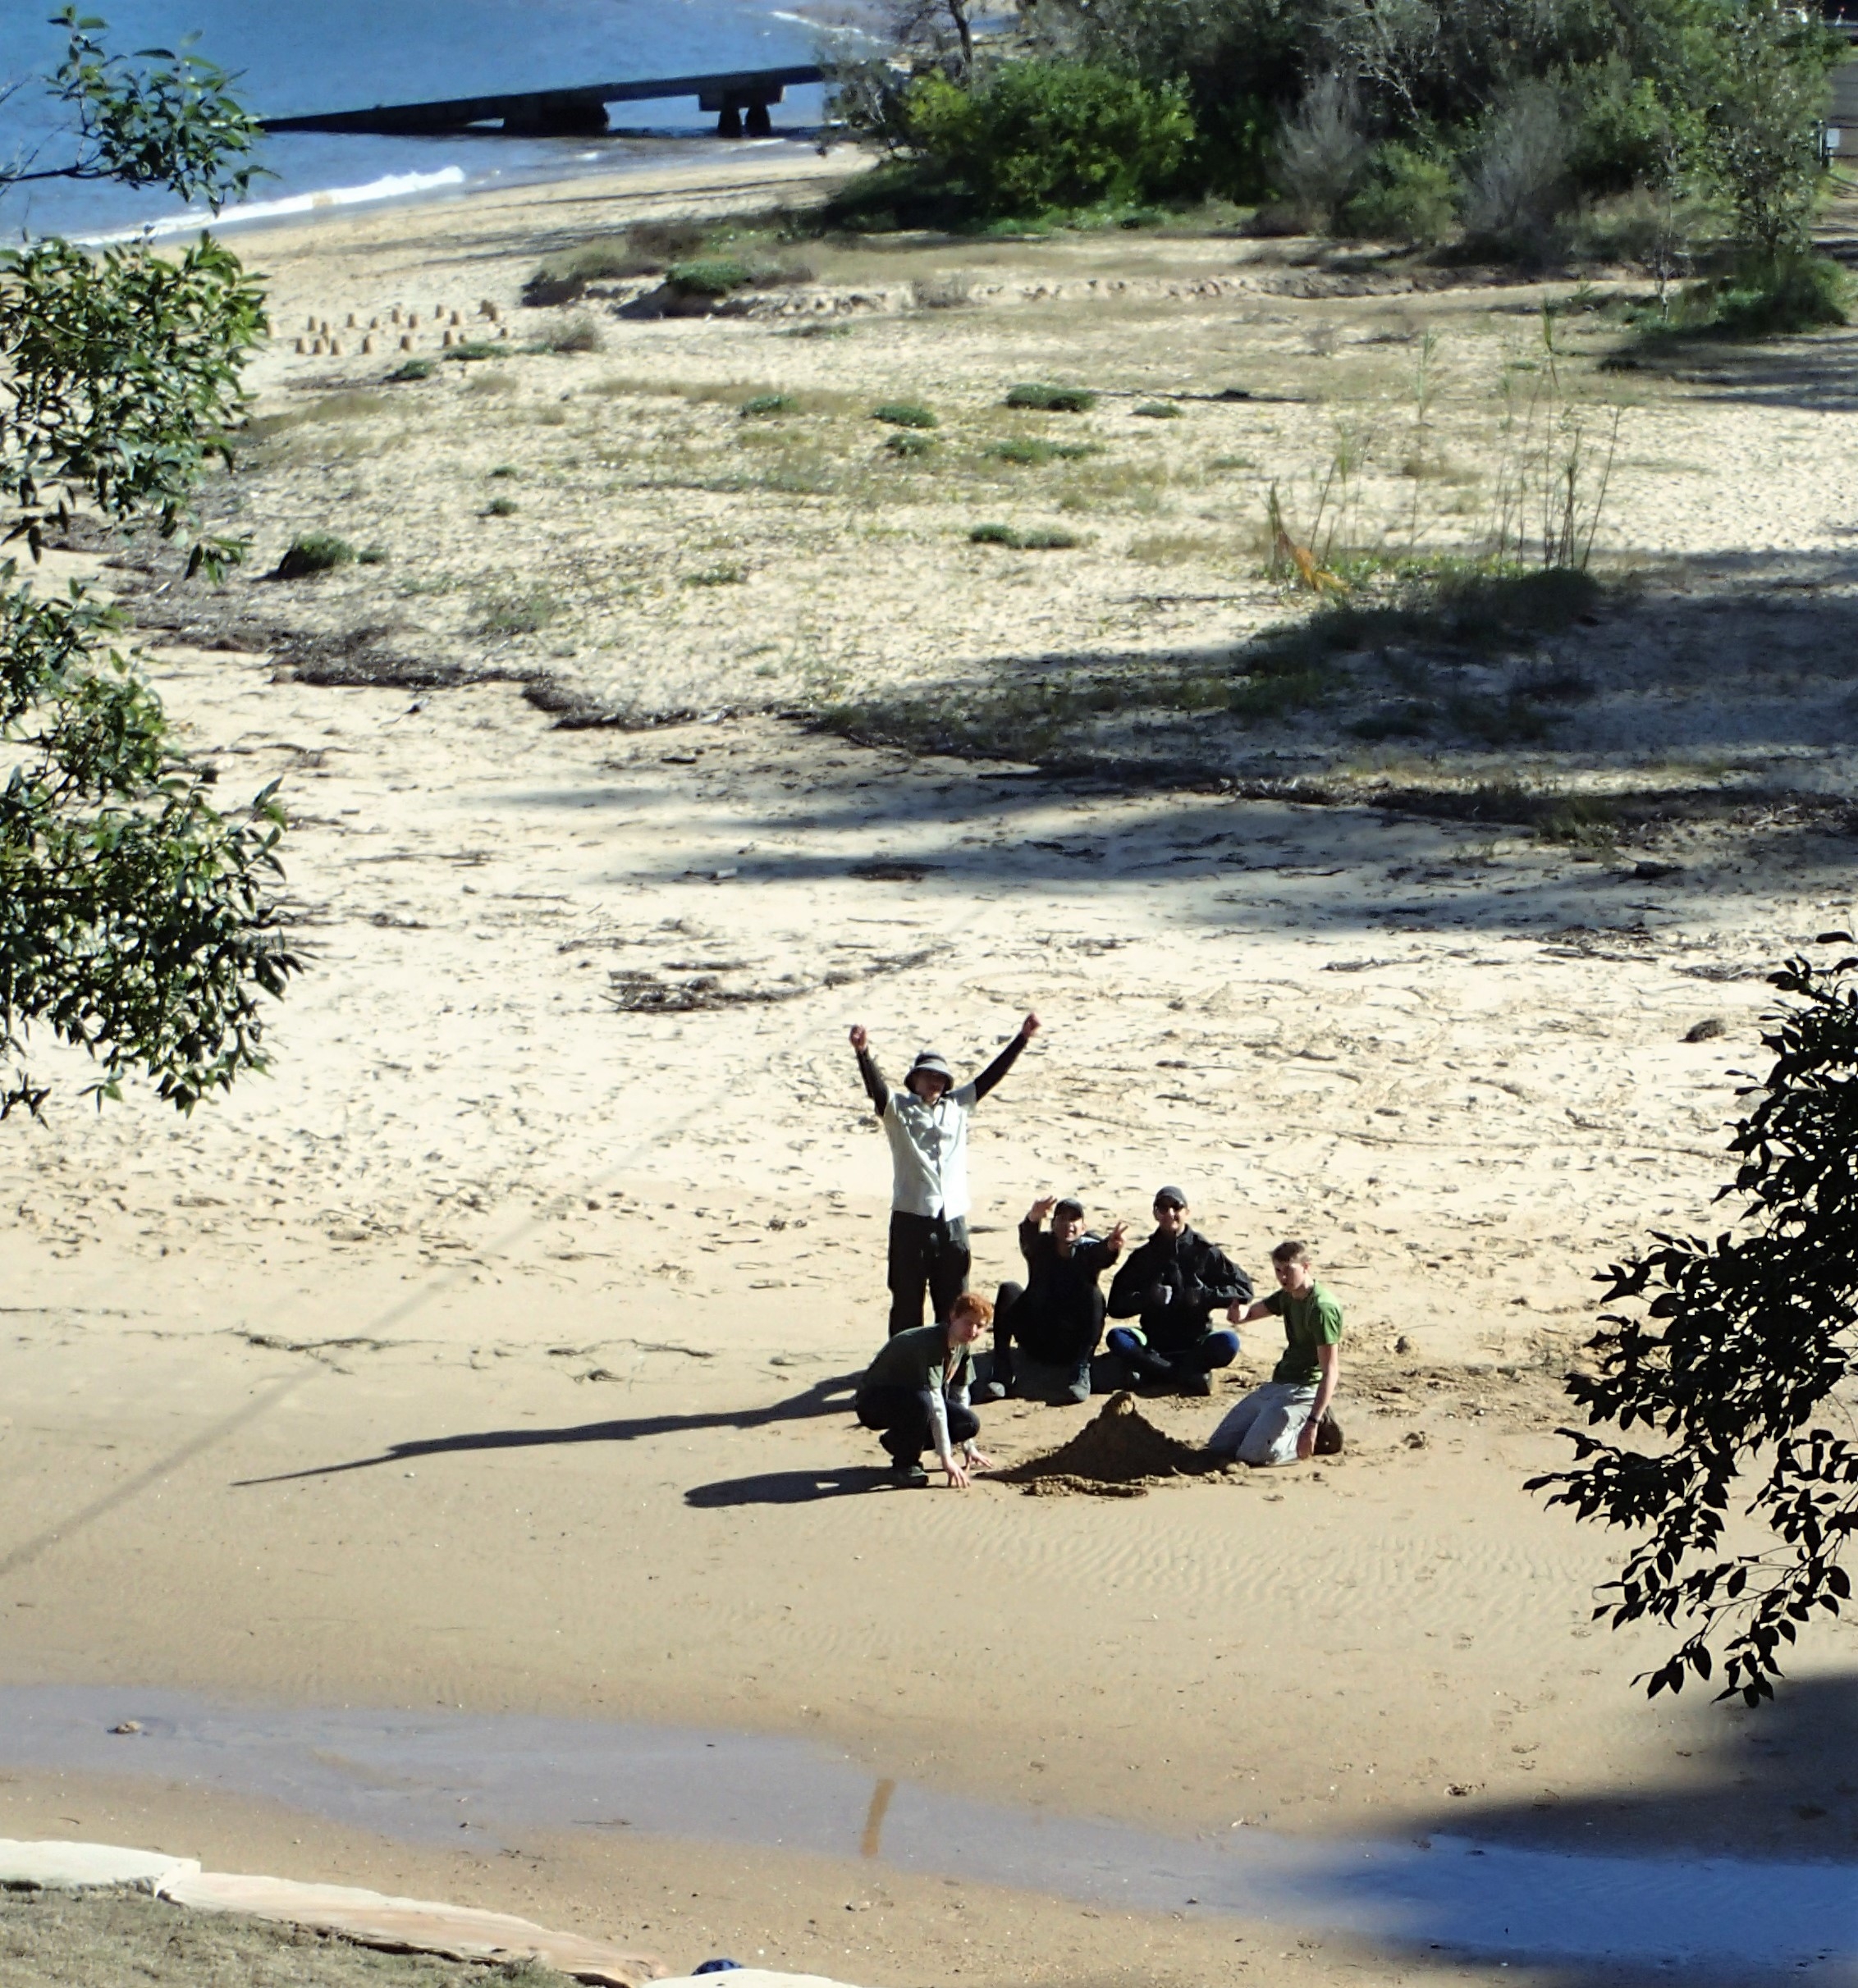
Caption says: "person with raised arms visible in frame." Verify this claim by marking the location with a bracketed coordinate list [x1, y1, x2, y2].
[849, 1012, 1041, 1337]
[980, 1194, 1128, 1405]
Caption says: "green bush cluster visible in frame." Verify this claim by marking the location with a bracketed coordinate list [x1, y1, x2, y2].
[900, 61, 1195, 219]
[825, 1, 1843, 327]
[1005, 382, 1096, 412]
[274, 533, 355, 578]
[872, 401, 939, 428]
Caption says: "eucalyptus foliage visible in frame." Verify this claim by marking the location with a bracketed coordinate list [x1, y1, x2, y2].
[2, 15, 298, 1118]
[1530, 946, 1858, 1704]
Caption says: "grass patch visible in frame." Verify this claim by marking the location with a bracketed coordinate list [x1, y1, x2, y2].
[477, 587, 561, 637]
[886, 431, 936, 459]
[483, 495, 519, 517]
[685, 565, 748, 586]
[668, 258, 757, 298]
[1614, 253, 1851, 355]
[739, 391, 799, 418]
[357, 545, 388, 564]
[1127, 531, 1228, 564]
[1536, 795, 1619, 846]
[984, 436, 1103, 465]
[489, 464, 518, 478]
[244, 391, 391, 441]
[1005, 382, 1098, 412]
[1278, 560, 1604, 661]
[274, 532, 355, 578]
[970, 523, 1080, 549]
[384, 358, 435, 382]
[538, 314, 602, 354]
[872, 401, 939, 429]
[441, 340, 504, 363]
[1133, 400, 1182, 418]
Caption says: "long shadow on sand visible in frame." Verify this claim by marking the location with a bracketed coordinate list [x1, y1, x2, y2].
[232, 1371, 862, 1486]
[684, 1462, 895, 1504]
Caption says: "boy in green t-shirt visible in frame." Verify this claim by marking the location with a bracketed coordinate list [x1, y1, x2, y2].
[1208, 1240, 1343, 1466]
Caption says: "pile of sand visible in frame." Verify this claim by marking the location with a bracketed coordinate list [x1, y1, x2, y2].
[994, 1392, 1224, 1498]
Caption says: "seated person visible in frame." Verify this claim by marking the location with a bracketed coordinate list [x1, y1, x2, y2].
[1105, 1186, 1252, 1396]
[1210, 1240, 1343, 1465]
[854, 1291, 995, 1489]
[980, 1195, 1128, 1405]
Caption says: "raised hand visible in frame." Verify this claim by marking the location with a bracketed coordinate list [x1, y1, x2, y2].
[1029, 1194, 1057, 1222]
[1106, 1220, 1129, 1249]
[849, 1024, 867, 1050]
[1020, 1011, 1041, 1039]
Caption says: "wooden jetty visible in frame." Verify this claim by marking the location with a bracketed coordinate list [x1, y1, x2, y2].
[262, 64, 826, 140]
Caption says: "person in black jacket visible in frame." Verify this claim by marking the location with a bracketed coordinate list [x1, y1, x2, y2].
[979, 1195, 1128, 1405]
[1105, 1186, 1252, 1396]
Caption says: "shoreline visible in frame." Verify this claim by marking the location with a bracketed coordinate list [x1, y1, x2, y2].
[71, 133, 849, 249]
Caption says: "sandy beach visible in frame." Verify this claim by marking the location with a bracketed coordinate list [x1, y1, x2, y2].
[2, 148, 1856, 1988]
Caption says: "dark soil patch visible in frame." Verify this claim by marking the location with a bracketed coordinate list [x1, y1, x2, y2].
[995, 1391, 1223, 1497]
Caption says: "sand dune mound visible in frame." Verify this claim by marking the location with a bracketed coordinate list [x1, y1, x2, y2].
[995, 1392, 1222, 1498]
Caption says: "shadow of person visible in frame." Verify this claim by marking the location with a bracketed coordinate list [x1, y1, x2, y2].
[684, 1464, 895, 1506]
[235, 1372, 863, 1486]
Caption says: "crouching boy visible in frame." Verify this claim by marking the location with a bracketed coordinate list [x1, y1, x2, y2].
[855, 1291, 995, 1489]
[1209, 1241, 1343, 1466]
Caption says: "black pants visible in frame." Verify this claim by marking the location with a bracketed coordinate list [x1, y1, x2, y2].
[856, 1385, 981, 1468]
[993, 1278, 1105, 1378]
[886, 1210, 970, 1337]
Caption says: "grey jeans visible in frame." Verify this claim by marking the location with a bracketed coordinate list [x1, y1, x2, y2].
[1208, 1381, 1318, 1466]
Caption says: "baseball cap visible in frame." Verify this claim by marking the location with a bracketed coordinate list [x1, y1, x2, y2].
[1153, 1184, 1188, 1208]
[1053, 1196, 1085, 1220]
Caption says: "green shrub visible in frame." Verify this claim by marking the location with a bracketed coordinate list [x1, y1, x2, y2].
[477, 588, 559, 637]
[274, 533, 355, 578]
[886, 431, 936, 459]
[1133, 400, 1181, 418]
[968, 523, 1079, 549]
[667, 258, 755, 299]
[872, 401, 939, 428]
[357, 545, 388, 564]
[542, 314, 602, 354]
[1677, 254, 1851, 337]
[1005, 382, 1097, 412]
[1339, 143, 1458, 243]
[684, 565, 747, 586]
[489, 464, 518, 478]
[385, 357, 434, 382]
[984, 436, 1101, 464]
[484, 496, 519, 517]
[739, 392, 799, 417]
[903, 61, 1195, 218]
[442, 340, 503, 363]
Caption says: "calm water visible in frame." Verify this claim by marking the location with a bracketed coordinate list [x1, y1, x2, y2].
[1, 1686, 1853, 1974]
[0, 0, 833, 239]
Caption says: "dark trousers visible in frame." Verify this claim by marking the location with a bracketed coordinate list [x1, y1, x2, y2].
[994, 1279, 1105, 1387]
[886, 1210, 970, 1337]
[856, 1385, 981, 1467]
[1106, 1324, 1241, 1383]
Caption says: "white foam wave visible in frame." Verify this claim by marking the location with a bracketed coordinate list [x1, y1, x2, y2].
[80, 166, 469, 244]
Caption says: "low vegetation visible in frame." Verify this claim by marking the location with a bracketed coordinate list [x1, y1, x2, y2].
[275, 532, 357, 578]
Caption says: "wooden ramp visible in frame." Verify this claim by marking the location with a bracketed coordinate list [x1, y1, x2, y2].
[263, 65, 826, 139]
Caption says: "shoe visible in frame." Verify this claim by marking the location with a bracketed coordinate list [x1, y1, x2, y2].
[1176, 1370, 1213, 1397]
[973, 1379, 1007, 1403]
[889, 1460, 929, 1488]
[1314, 1413, 1343, 1456]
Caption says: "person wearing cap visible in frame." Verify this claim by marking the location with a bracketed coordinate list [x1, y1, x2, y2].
[1105, 1186, 1252, 1396]
[849, 1012, 1041, 1337]
[980, 1195, 1128, 1405]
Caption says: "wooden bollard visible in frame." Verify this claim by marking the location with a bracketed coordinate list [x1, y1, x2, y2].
[305, 313, 317, 331]
[330, 337, 343, 355]
[442, 328, 455, 347]
[391, 305, 401, 324]
[407, 313, 419, 328]
[295, 336, 306, 354]
[399, 333, 413, 350]
[361, 335, 375, 354]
